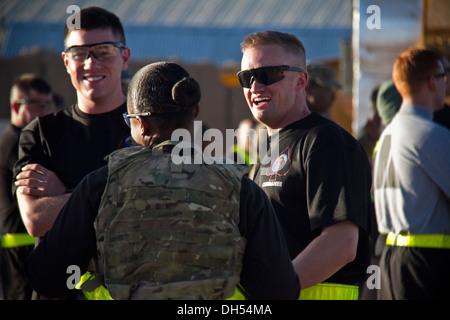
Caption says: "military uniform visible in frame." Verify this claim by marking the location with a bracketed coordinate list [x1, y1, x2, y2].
[25, 141, 300, 300]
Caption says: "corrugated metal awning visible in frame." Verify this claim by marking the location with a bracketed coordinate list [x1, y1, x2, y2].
[0, 0, 352, 64]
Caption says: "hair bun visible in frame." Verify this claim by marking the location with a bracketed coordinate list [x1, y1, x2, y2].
[172, 77, 201, 108]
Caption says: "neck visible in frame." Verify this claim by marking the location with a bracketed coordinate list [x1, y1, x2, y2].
[144, 121, 194, 148]
[11, 118, 24, 129]
[77, 92, 126, 114]
[402, 95, 435, 112]
[267, 106, 311, 137]
[143, 134, 164, 149]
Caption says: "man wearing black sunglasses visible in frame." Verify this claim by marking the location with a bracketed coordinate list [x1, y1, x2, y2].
[13, 7, 131, 257]
[238, 31, 372, 300]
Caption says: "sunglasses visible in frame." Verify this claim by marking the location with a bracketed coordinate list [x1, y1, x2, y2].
[122, 111, 152, 128]
[420, 71, 448, 82]
[434, 72, 448, 82]
[237, 65, 304, 88]
[64, 42, 126, 62]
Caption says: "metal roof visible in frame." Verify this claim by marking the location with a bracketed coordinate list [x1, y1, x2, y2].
[0, 0, 352, 64]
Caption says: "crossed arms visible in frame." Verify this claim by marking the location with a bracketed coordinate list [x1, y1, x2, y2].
[15, 163, 70, 237]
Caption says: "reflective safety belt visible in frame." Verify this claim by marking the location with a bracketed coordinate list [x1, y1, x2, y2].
[1, 233, 35, 248]
[232, 144, 254, 166]
[386, 233, 450, 249]
[76, 272, 247, 300]
[226, 284, 248, 300]
[299, 283, 359, 300]
[76, 272, 113, 300]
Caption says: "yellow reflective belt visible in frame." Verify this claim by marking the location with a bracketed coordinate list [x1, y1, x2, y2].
[1, 233, 35, 248]
[75, 272, 113, 300]
[76, 273, 246, 300]
[227, 285, 248, 300]
[82, 284, 113, 300]
[232, 145, 254, 166]
[386, 233, 450, 249]
[299, 283, 359, 300]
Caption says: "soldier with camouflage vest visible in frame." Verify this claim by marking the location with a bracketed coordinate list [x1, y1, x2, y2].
[24, 62, 300, 300]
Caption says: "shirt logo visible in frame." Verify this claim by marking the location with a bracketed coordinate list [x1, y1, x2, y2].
[261, 147, 292, 187]
[271, 154, 288, 173]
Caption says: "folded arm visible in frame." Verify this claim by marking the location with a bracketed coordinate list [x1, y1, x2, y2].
[15, 163, 70, 237]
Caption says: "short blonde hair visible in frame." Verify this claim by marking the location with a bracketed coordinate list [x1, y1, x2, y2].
[241, 30, 306, 68]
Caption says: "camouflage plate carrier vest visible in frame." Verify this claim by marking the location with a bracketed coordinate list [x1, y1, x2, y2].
[95, 141, 248, 299]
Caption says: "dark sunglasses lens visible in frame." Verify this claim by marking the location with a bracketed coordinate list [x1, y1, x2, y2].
[238, 67, 284, 88]
[238, 70, 253, 88]
[261, 67, 284, 86]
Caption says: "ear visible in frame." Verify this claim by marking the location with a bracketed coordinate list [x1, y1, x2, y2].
[121, 47, 131, 71]
[138, 116, 150, 135]
[62, 52, 70, 74]
[194, 104, 200, 118]
[428, 75, 437, 92]
[296, 71, 308, 92]
[11, 102, 20, 114]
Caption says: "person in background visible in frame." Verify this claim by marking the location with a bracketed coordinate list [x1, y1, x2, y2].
[13, 7, 131, 240]
[52, 93, 66, 111]
[238, 30, 372, 300]
[305, 63, 341, 119]
[357, 85, 382, 167]
[374, 48, 450, 299]
[376, 80, 402, 129]
[358, 79, 403, 300]
[230, 118, 257, 166]
[0, 74, 53, 299]
[121, 69, 132, 96]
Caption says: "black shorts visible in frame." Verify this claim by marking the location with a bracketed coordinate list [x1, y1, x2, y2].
[379, 245, 450, 300]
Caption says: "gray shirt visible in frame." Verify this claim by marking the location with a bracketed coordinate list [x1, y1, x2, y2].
[374, 104, 450, 235]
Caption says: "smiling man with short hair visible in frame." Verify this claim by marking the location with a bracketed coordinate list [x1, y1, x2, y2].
[14, 7, 131, 243]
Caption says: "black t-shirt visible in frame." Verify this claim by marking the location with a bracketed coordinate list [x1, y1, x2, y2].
[25, 163, 300, 299]
[14, 103, 130, 190]
[0, 124, 25, 233]
[254, 113, 372, 285]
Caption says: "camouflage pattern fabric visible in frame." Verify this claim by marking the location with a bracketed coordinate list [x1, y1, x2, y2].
[95, 141, 248, 300]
